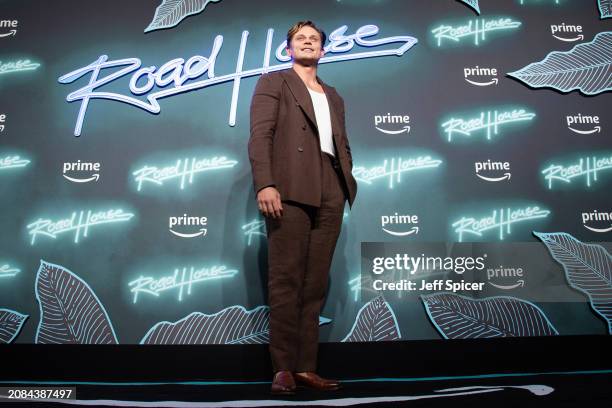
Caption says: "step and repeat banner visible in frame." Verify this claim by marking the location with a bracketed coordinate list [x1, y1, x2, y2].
[1, 0, 610, 344]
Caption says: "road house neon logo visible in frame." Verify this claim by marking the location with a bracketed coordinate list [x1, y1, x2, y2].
[541, 154, 612, 189]
[349, 276, 364, 301]
[0, 19, 18, 38]
[551, 23, 584, 42]
[169, 214, 207, 238]
[381, 213, 419, 236]
[0, 59, 40, 76]
[62, 161, 100, 183]
[27, 208, 134, 245]
[374, 113, 411, 134]
[133, 155, 238, 191]
[567, 114, 601, 135]
[441, 108, 535, 142]
[129, 264, 238, 303]
[242, 220, 265, 246]
[0, 113, 6, 132]
[432, 17, 521, 47]
[58, 24, 418, 137]
[352, 156, 443, 189]
[582, 210, 612, 233]
[475, 160, 512, 182]
[452, 205, 550, 241]
[464, 66, 498, 87]
[0, 155, 30, 171]
[0, 264, 20, 278]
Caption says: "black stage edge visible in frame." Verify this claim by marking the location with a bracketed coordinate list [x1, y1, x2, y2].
[2, 335, 610, 382]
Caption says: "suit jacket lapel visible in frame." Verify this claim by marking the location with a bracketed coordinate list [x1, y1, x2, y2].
[281, 68, 318, 130]
[281, 68, 343, 145]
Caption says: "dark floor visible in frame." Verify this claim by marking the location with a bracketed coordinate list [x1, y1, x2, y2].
[1, 370, 610, 407]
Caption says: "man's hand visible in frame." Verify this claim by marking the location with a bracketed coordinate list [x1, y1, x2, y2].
[257, 186, 283, 218]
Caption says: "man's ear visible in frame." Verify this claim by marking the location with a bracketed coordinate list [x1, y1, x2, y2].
[285, 45, 293, 59]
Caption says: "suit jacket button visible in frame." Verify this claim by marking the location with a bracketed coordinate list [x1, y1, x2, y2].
[302, 125, 306, 130]
[297, 147, 304, 152]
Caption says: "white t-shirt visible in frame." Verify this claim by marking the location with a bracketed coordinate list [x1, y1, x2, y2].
[307, 88, 335, 157]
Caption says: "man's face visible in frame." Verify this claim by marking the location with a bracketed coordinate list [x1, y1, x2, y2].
[287, 26, 324, 64]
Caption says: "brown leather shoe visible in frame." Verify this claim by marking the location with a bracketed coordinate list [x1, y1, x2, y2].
[270, 370, 296, 395]
[293, 372, 340, 390]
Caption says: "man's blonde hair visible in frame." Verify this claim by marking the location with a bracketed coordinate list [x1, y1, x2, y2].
[286, 20, 326, 49]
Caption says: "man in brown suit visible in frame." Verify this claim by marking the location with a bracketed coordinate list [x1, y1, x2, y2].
[248, 21, 357, 395]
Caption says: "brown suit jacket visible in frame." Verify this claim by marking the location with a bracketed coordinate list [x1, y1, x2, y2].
[248, 67, 358, 208]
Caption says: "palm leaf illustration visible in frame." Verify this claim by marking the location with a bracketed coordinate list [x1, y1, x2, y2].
[458, 0, 480, 14]
[599, 0, 612, 19]
[141, 305, 332, 344]
[534, 231, 612, 334]
[342, 296, 401, 342]
[422, 292, 558, 338]
[507, 32, 612, 95]
[35, 260, 118, 344]
[141, 306, 268, 344]
[0, 309, 28, 344]
[145, 0, 223, 33]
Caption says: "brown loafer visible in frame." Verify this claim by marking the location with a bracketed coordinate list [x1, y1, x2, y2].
[293, 372, 340, 390]
[270, 370, 296, 395]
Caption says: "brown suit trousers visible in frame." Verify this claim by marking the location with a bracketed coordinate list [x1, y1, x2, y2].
[265, 151, 348, 373]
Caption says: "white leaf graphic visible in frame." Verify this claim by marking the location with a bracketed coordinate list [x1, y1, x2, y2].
[422, 293, 558, 338]
[0, 309, 28, 344]
[458, 0, 480, 14]
[141, 306, 268, 344]
[534, 231, 612, 334]
[145, 0, 223, 33]
[508, 32, 612, 96]
[342, 296, 401, 342]
[35, 260, 118, 344]
[141, 306, 332, 344]
[599, 0, 612, 19]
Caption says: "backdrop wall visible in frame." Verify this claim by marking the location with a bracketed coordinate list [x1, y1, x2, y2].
[0, 0, 610, 345]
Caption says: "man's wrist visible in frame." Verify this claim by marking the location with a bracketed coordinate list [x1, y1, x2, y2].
[257, 184, 276, 194]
